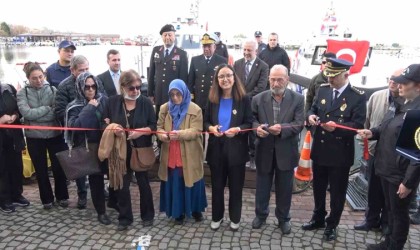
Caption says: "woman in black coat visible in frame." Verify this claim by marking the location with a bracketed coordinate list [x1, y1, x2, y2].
[0, 83, 28, 213]
[66, 72, 110, 225]
[102, 69, 156, 231]
[359, 64, 420, 250]
[204, 64, 253, 231]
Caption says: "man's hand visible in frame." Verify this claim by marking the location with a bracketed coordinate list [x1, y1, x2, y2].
[148, 96, 154, 104]
[257, 124, 269, 138]
[321, 121, 336, 132]
[308, 115, 320, 126]
[357, 129, 373, 139]
[397, 183, 412, 199]
[268, 124, 281, 136]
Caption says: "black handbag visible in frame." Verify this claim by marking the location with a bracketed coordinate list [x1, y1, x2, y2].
[56, 133, 101, 180]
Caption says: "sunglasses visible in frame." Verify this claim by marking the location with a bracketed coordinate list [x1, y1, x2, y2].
[128, 86, 141, 91]
[84, 85, 97, 90]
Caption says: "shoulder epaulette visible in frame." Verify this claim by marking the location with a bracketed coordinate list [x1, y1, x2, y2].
[320, 83, 330, 87]
[351, 86, 365, 95]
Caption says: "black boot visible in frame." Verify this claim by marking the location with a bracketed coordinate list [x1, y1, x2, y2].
[388, 237, 404, 250]
[410, 205, 420, 225]
[366, 235, 389, 250]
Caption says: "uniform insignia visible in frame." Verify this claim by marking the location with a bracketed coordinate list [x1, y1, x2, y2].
[321, 99, 326, 105]
[232, 109, 237, 115]
[338, 118, 344, 123]
[351, 86, 365, 95]
[154, 53, 159, 59]
[340, 103, 347, 111]
[172, 55, 180, 61]
[320, 83, 330, 87]
[415, 127, 420, 150]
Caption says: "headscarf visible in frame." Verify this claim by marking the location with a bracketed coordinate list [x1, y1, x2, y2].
[168, 79, 191, 130]
[74, 72, 102, 103]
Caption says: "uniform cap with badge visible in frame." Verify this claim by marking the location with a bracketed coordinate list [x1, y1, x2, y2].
[59, 40, 76, 50]
[254, 31, 262, 37]
[160, 24, 176, 35]
[391, 64, 420, 84]
[323, 58, 353, 77]
[201, 33, 217, 45]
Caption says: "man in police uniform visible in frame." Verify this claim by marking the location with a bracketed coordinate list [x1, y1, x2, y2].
[214, 32, 229, 60]
[187, 33, 227, 114]
[254, 31, 267, 56]
[148, 24, 188, 117]
[303, 58, 366, 241]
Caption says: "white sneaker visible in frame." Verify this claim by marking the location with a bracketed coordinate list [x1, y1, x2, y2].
[230, 221, 240, 231]
[210, 219, 223, 230]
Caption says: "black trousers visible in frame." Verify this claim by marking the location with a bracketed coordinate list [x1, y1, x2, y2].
[88, 173, 105, 215]
[116, 149, 155, 225]
[255, 154, 294, 222]
[210, 158, 245, 223]
[26, 136, 68, 204]
[248, 130, 256, 158]
[365, 156, 387, 226]
[0, 135, 24, 203]
[381, 177, 415, 249]
[312, 163, 351, 228]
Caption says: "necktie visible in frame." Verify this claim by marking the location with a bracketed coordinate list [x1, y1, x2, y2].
[332, 90, 339, 104]
[245, 61, 251, 80]
[206, 57, 210, 64]
[165, 49, 169, 57]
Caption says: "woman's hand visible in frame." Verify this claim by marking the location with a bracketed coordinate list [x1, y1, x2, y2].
[88, 99, 99, 107]
[0, 114, 12, 124]
[209, 125, 223, 137]
[168, 130, 180, 140]
[397, 183, 412, 199]
[113, 126, 125, 137]
[127, 127, 152, 140]
[225, 127, 240, 138]
[357, 129, 373, 139]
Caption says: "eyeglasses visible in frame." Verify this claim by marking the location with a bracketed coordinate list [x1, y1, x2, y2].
[217, 73, 234, 80]
[84, 85, 97, 90]
[127, 86, 141, 91]
[169, 92, 182, 98]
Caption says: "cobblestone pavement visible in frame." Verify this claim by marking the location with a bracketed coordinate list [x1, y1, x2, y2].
[1, 179, 419, 249]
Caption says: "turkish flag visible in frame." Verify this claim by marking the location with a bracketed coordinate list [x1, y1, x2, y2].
[326, 40, 370, 74]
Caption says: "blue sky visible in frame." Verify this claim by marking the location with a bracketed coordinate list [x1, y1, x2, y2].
[2, 0, 417, 45]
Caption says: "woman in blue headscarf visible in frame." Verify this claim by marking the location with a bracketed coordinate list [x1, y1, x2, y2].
[157, 79, 207, 225]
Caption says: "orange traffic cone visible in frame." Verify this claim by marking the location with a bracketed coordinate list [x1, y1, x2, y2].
[295, 131, 313, 181]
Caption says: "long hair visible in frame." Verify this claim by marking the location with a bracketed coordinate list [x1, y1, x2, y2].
[208, 64, 246, 104]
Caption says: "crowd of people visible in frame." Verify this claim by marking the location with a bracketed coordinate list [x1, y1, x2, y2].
[0, 23, 418, 249]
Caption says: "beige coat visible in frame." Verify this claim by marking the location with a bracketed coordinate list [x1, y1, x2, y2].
[157, 102, 203, 187]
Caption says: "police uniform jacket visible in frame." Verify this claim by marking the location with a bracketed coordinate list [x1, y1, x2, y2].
[147, 45, 188, 106]
[187, 54, 227, 109]
[215, 42, 229, 60]
[307, 83, 366, 167]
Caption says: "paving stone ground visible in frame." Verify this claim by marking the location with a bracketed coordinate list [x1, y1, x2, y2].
[0, 178, 419, 249]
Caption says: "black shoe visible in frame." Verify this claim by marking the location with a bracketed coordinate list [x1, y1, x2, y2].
[0, 202, 16, 213]
[192, 212, 204, 222]
[98, 214, 111, 225]
[77, 198, 87, 209]
[366, 241, 388, 250]
[43, 202, 53, 210]
[354, 221, 380, 231]
[12, 196, 30, 207]
[143, 219, 153, 227]
[117, 223, 128, 231]
[302, 220, 326, 230]
[410, 208, 420, 225]
[381, 224, 391, 235]
[279, 221, 291, 235]
[57, 199, 69, 208]
[107, 202, 119, 212]
[175, 215, 185, 225]
[323, 227, 337, 241]
[252, 217, 266, 229]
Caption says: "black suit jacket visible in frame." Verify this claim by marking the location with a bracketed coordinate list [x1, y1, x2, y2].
[204, 96, 253, 167]
[251, 89, 304, 173]
[147, 45, 188, 105]
[97, 70, 117, 97]
[188, 54, 227, 109]
[234, 57, 269, 97]
[308, 84, 366, 167]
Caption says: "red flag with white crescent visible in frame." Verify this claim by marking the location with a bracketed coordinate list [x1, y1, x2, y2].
[326, 39, 370, 74]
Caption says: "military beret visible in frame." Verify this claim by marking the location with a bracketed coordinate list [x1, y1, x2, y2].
[324, 58, 353, 77]
[160, 24, 176, 35]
